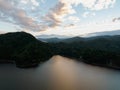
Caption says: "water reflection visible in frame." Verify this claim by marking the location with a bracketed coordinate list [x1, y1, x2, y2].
[0, 55, 120, 90]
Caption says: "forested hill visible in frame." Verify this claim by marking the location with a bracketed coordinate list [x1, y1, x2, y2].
[0, 32, 52, 67]
[51, 35, 120, 69]
[41, 34, 120, 69]
[0, 32, 120, 69]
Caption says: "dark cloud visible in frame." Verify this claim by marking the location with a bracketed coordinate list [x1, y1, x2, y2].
[112, 17, 120, 22]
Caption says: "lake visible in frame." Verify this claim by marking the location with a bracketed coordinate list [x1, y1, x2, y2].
[0, 55, 120, 90]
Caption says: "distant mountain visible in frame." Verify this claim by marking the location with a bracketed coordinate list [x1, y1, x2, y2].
[39, 38, 64, 43]
[36, 34, 71, 39]
[60, 37, 85, 43]
[38, 30, 120, 43]
[38, 36, 85, 43]
[38, 35, 120, 43]
[86, 30, 120, 37]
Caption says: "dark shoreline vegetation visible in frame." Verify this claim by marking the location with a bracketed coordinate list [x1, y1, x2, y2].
[0, 32, 120, 69]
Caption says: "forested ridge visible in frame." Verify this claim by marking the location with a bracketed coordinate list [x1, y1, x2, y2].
[0, 32, 52, 67]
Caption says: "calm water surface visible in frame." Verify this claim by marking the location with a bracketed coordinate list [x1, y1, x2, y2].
[0, 55, 120, 90]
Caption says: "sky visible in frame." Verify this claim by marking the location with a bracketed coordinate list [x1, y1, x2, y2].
[0, 0, 120, 37]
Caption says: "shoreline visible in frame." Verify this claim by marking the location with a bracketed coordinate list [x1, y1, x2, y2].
[0, 56, 120, 70]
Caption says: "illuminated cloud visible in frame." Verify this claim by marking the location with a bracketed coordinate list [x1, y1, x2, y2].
[0, 30, 5, 34]
[43, 0, 77, 28]
[67, 16, 80, 22]
[43, 0, 116, 29]
[0, 0, 41, 31]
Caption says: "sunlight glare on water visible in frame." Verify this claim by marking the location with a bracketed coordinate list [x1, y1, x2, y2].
[0, 55, 120, 90]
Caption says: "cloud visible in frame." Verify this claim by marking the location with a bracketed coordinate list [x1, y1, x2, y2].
[0, 0, 116, 33]
[67, 16, 80, 22]
[0, 30, 6, 34]
[43, 0, 77, 28]
[58, 0, 116, 11]
[92, 0, 116, 10]
[38, 20, 120, 37]
[112, 17, 120, 22]
[43, 0, 116, 29]
[80, 0, 116, 10]
[83, 12, 96, 18]
[0, 0, 43, 31]
[20, 0, 39, 6]
[63, 16, 80, 28]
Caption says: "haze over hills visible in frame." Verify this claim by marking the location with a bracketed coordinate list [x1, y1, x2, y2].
[86, 30, 120, 37]
[38, 34, 120, 43]
[36, 34, 72, 39]
[38, 30, 120, 40]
